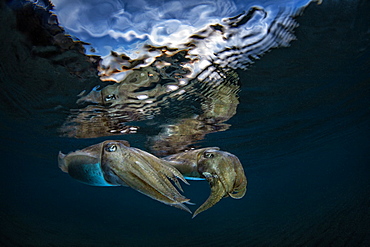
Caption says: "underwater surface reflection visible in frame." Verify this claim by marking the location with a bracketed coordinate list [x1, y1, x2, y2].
[1, 0, 370, 246]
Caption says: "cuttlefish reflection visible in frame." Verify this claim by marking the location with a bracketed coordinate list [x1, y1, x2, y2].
[58, 140, 247, 217]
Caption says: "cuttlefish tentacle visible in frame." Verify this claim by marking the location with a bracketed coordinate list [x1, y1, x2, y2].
[193, 172, 225, 218]
[137, 148, 189, 191]
[108, 163, 191, 213]
[102, 142, 191, 212]
[165, 147, 247, 217]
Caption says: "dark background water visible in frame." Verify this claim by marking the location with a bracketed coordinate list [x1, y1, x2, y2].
[1, 0, 369, 246]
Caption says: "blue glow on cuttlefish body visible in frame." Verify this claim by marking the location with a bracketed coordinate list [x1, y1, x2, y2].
[68, 162, 118, 186]
[184, 176, 205, 181]
[58, 151, 118, 187]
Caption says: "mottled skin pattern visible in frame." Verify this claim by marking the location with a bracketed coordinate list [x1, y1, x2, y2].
[59, 140, 192, 213]
[165, 148, 247, 217]
[59, 140, 247, 217]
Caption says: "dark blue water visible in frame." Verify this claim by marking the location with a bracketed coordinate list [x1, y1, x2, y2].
[1, 0, 369, 246]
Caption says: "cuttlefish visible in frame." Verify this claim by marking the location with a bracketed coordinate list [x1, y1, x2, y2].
[164, 147, 247, 217]
[58, 140, 247, 217]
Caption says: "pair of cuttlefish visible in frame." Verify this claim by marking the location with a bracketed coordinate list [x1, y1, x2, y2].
[58, 140, 247, 218]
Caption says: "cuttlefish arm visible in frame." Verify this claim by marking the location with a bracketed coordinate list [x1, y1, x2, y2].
[165, 148, 247, 217]
[58, 140, 191, 213]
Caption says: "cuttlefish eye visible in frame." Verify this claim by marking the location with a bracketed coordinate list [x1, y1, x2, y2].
[105, 94, 116, 102]
[203, 152, 214, 159]
[105, 144, 117, 152]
